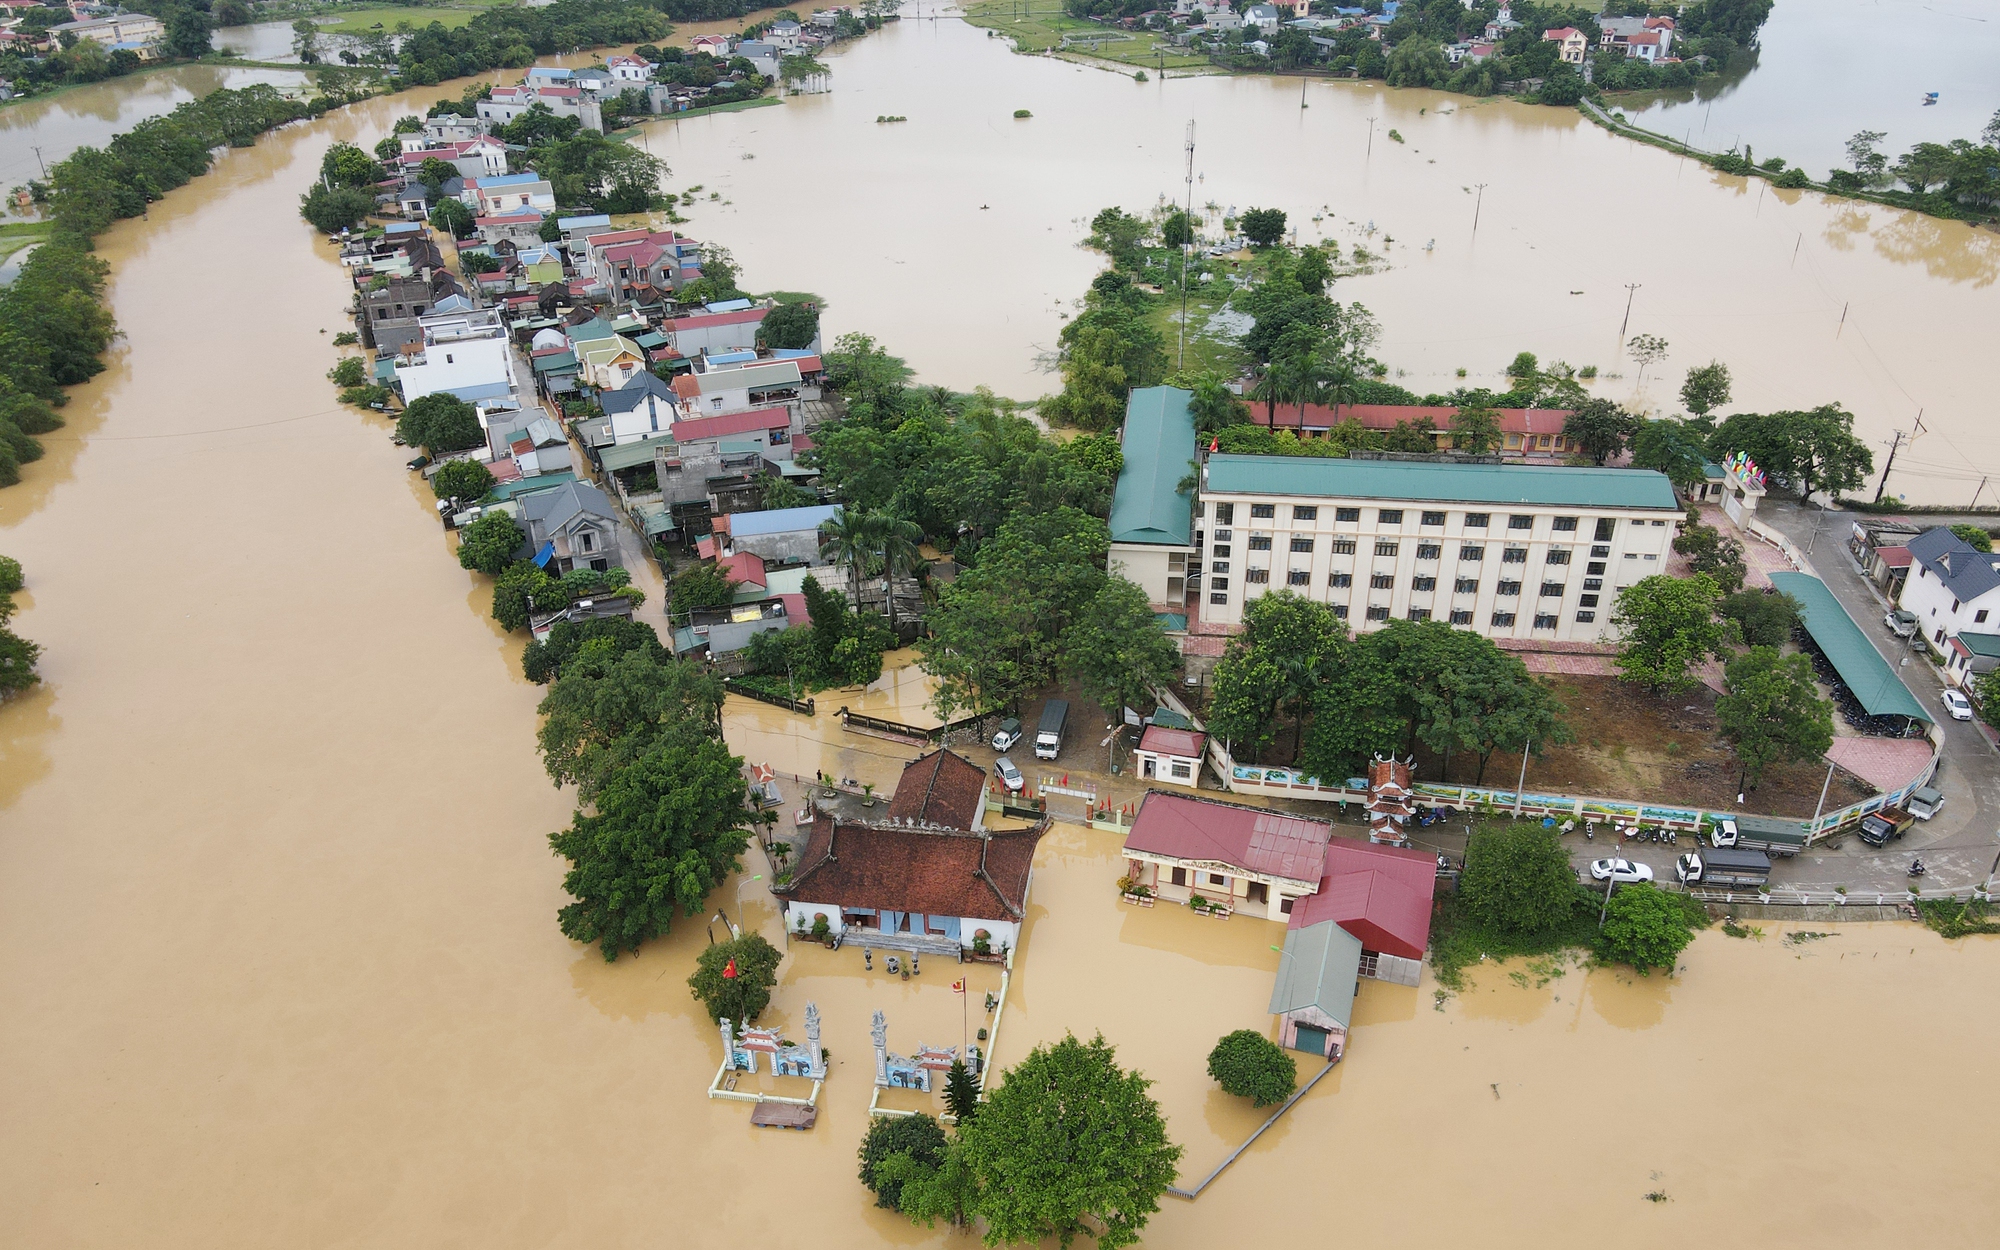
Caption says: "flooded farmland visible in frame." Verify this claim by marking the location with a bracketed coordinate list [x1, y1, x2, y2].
[3, 10, 2000, 1247]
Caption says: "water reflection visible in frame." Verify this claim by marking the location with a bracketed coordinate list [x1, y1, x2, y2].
[0, 683, 57, 810]
[1873, 213, 2000, 289]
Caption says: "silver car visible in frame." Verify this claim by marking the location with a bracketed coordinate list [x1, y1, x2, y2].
[994, 757, 1024, 794]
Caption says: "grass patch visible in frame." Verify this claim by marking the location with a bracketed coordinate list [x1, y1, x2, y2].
[1428, 890, 1604, 991]
[1720, 918, 1762, 940]
[758, 290, 823, 306]
[962, 0, 1212, 71]
[1144, 284, 1247, 379]
[1783, 929, 1835, 946]
[1917, 899, 2000, 939]
[316, 6, 482, 34]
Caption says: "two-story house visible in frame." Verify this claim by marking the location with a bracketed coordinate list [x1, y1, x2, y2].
[1598, 13, 1674, 60]
[463, 173, 556, 217]
[1898, 527, 2000, 666]
[606, 54, 654, 84]
[356, 270, 464, 354]
[518, 480, 620, 574]
[1542, 25, 1589, 63]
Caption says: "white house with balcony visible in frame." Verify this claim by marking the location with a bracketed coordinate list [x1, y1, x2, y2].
[1899, 527, 2000, 660]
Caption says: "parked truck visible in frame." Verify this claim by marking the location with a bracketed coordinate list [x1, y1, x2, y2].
[1710, 814, 1808, 858]
[1033, 699, 1068, 761]
[1858, 806, 1916, 847]
[1906, 786, 1945, 821]
[1676, 848, 1773, 888]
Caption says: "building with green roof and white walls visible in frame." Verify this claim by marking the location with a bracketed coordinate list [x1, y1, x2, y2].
[1107, 387, 1199, 609]
[1198, 454, 1683, 644]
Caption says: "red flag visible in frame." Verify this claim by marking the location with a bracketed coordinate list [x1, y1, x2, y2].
[951, 979, 966, 995]
[1209, 436, 1220, 453]
[722, 958, 738, 979]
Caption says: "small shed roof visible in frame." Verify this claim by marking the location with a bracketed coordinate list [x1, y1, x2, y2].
[1269, 920, 1362, 1026]
[1137, 725, 1206, 758]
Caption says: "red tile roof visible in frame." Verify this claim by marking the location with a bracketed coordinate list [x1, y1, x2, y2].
[887, 749, 988, 831]
[1122, 791, 1330, 885]
[672, 406, 790, 442]
[782, 813, 1044, 921]
[1251, 403, 1575, 436]
[665, 307, 769, 331]
[777, 592, 809, 625]
[1137, 725, 1206, 758]
[1287, 838, 1437, 960]
[719, 551, 767, 588]
[1544, 26, 1581, 38]
[1875, 545, 1912, 568]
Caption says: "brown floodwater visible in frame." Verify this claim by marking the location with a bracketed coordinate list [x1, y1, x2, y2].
[6, 37, 2000, 1250]
[663, 15, 2000, 502]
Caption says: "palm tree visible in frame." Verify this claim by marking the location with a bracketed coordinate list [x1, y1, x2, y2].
[817, 507, 877, 607]
[875, 513, 924, 638]
[1321, 359, 1360, 430]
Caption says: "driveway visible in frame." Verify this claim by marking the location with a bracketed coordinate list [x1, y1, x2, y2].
[1742, 499, 2000, 893]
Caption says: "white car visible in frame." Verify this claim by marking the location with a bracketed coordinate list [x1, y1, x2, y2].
[1884, 609, 1918, 638]
[994, 756, 1025, 794]
[1941, 689, 1974, 721]
[1589, 857, 1654, 884]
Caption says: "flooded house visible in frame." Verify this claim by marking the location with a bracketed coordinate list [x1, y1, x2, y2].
[776, 749, 1048, 955]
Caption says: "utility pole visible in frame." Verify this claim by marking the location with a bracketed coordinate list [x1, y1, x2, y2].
[1471, 182, 1488, 235]
[1873, 429, 1904, 504]
[1512, 740, 1531, 816]
[1972, 476, 1988, 510]
[32, 145, 47, 179]
[1365, 114, 1377, 157]
[1791, 231, 1802, 265]
[1618, 283, 1640, 341]
[1837, 301, 1848, 337]
[1178, 118, 1195, 373]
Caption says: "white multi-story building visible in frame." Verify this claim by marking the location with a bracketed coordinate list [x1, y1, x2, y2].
[1196, 454, 1683, 643]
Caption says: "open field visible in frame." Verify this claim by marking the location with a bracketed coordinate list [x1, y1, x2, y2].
[961, 1, 1212, 73]
[314, 5, 482, 34]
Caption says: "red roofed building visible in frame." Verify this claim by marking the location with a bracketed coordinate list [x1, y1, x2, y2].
[718, 551, 767, 591]
[1289, 838, 1436, 963]
[776, 748, 1048, 954]
[1249, 403, 1586, 460]
[662, 305, 769, 357]
[1365, 755, 1414, 845]
[671, 405, 792, 445]
[1132, 725, 1208, 789]
[1121, 791, 1331, 919]
[1543, 25, 1588, 63]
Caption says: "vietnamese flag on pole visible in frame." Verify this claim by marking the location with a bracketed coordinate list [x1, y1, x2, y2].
[951, 979, 966, 995]
[723, 958, 739, 979]
[1210, 436, 1220, 453]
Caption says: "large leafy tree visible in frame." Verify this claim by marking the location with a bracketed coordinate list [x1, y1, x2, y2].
[1708, 405, 1873, 501]
[1679, 360, 1732, 416]
[757, 300, 820, 350]
[1450, 404, 1502, 455]
[1599, 884, 1697, 973]
[1631, 418, 1709, 489]
[1206, 1029, 1297, 1107]
[1612, 574, 1725, 695]
[536, 648, 725, 795]
[1562, 398, 1640, 465]
[523, 615, 665, 685]
[1239, 206, 1287, 246]
[858, 1113, 949, 1211]
[455, 509, 523, 574]
[1064, 576, 1180, 722]
[953, 1034, 1182, 1250]
[1459, 822, 1579, 936]
[1206, 591, 1349, 764]
[396, 393, 482, 454]
[1715, 646, 1834, 791]
[687, 932, 783, 1023]
[1718, 589, 1799, 649]
[1040, 323, 1130, 432]
[548, 728, 752, 960]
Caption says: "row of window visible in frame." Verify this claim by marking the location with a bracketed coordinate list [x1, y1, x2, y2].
[1226, 568, 1607, 602]
[1204, 595, 1608, 627]
[1208, 504, 1632, 540]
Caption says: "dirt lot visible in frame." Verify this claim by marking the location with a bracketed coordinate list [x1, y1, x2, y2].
[1411, 675, 1874, 817]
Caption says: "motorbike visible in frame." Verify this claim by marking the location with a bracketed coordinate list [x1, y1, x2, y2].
[1909, 859, 1928, 878]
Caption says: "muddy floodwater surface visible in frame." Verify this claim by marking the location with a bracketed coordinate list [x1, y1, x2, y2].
[4, 18, 2000, 1248]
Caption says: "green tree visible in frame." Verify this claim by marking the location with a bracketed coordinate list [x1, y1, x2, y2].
[1951, 524, 1994, 553]
[1680, 360, 1732, 416]
[1187, 371, 1249, 435]
[1450, 404, 1502, 455]
[1297, 642, 1405, 784]
[429, 197, 474, 238]
[757, 300, 820, 350]
[1715, 645, 1833, 791]
[299, 182, 375, 233]
[687, 932, 783, 1022]
[873, 511, 924, 637]
[1598, 883, 1696, 973]
[1786, 404, 1873, 501]
[456, 509, 524, 574]
[0, 625, 39, 697]
[319, 141, 382, 188]
[1631, 418, 1709, 489]
[1293, 245, 1332, 297]
[818, 507, 877, 603]
[432, 458, 497, 504]
[396, 393, 483, 454]
[523, 616, 665, 685]
[1063, 575, 1179, 722]
[669, 561, 738, 615]
[1612, 574, 1725, 695]
[1672, 518, 1747, 594]
[163, 4, 213, 59]
[944, 1059, 981, 1124]
[858, 1113, 949, 1210]
[1206, 591, 1349, 763]
[1459, 823, 1580, 937]
[1239, 206, 1287, 247]
[535, 648, 725, 795]
[291, 16, 320, 62]
[1160, 208, 1194, 249]
[1562, 398, 1640, 465]
[1385, 38, 1450, 87]
[1717, 589, 1798, 649]
[492, 561, 560, 632]
[327, 356, 365, 388]
[1206, 1029, 1297, 1107]
[549, 727, 751, 960]
[953, 1034, 1181, 1250]
[1506, 352, 1540, 384]
[1040, 323, 1130, 432]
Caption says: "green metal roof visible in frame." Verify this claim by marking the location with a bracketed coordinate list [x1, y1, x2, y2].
[1108, 386, 1196, 547]
[1269, 919, 1362, 1027]
[489, 471, 577, 501]
[1203, 455, 1681, 511]
[600, 434, 673, 471]
[532, 350, 578, 373]
[1769, 572, 1931, 721]
[1957, 632, 2000, 659]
